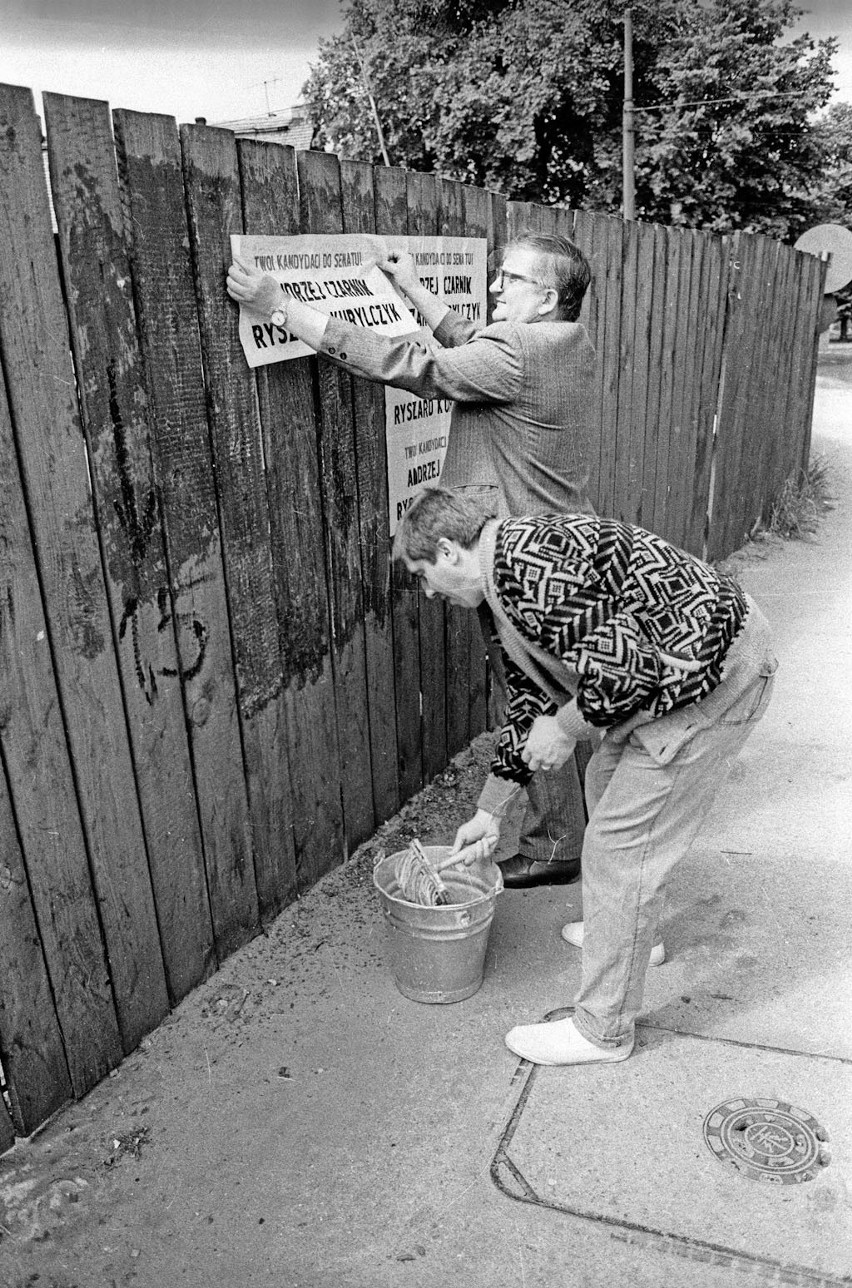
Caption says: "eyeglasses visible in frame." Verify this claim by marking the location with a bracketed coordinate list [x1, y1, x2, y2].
[492, 267, 552, 290]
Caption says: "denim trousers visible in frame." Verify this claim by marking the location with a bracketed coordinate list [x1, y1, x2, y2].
[572, 660, 777, 1050]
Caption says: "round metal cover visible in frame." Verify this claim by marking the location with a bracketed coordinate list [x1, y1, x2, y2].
[703, 1098, 830, 1185]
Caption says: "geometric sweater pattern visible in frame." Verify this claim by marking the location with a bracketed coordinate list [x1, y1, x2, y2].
[490, 514, 747, 780]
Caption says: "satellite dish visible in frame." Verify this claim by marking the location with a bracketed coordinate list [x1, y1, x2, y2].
[793, 223, 852, 294]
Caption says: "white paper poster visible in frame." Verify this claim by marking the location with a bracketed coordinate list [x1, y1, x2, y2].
[384, 237, 488, 532]
[231, 233, 419, 368]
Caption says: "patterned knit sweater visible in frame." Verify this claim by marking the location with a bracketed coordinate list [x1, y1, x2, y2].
[481, 514, 748, 788]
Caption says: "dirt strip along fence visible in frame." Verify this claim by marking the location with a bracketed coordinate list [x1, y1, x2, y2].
[0, 83, 826, 1148]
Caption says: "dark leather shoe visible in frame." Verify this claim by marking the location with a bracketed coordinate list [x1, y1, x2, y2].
[498, 854, 581, 888]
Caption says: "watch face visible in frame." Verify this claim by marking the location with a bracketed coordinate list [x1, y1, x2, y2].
[271, 309, 287, 326]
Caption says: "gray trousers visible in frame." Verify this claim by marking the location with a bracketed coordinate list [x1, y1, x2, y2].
[573, 652, 777, 1047]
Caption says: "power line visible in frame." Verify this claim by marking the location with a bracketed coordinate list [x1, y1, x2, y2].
[635, 89, 828, 113]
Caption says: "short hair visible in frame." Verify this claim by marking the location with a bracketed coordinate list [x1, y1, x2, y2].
[392, 488, 495, 564]
[508, 231, 591, 322]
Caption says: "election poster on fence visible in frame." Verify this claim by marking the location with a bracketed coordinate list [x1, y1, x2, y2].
[385, 236, 487, 532]
[230, 233, 488, 533]
[231, 233, 418, 366]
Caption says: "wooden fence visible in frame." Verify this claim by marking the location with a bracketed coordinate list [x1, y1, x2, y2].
[0, 82, 826, 1151]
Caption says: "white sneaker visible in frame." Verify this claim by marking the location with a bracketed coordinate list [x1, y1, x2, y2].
[561, 919, 666, 966]
[505, 1016, 633, 1066]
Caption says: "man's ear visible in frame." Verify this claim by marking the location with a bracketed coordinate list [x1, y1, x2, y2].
[436, 536, 457, 562]
[537, 285, 559, 317]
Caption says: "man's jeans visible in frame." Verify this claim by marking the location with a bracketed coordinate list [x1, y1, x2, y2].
[573, 654, 777, 1050]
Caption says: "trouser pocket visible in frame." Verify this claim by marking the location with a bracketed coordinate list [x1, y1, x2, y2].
[719, 656, 778, 725]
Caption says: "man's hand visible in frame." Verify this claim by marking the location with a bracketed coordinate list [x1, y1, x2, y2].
[226, 256, 283, 317]
[380, 250, 420, 295]
[521, 716, 576, 773]
[451, 808, 501, 859]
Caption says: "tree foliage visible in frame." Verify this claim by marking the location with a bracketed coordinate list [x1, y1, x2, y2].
[809, 102, 852, 227]
[303, 0, 840, 237]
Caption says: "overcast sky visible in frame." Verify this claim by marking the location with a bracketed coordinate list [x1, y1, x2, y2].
[2, 0, 851, 128]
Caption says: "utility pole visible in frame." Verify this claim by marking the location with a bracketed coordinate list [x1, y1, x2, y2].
[351, 34, 391, 167]
[622, 8, 636, 221]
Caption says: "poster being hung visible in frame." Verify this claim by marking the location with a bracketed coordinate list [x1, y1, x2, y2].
[230, 233, 489, 532]
[384, 236, 488, 533]
[230, 233, 419, 367]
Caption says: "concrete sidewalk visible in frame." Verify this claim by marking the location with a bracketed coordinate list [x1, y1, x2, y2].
[1, 353, 851, 1288]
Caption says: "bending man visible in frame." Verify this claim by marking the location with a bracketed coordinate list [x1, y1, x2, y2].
[227, 233, 596, 888]
[393, 487, 777, 1067]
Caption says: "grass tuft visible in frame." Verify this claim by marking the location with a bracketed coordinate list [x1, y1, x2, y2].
[763, 454, 834, 540]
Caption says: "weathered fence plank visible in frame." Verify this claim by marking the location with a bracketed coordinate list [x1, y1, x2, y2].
[0, 735, 72, 1133]
[787, 251, 826, 478]
[760, 242, 795, 514]
[612, 217, 640, 523]
[461, 181, 490, 742]
[649, 225, 685, 536]
[597, 216, 626, 519]
[572, 208, 606, 510]
[339, 158, 401, 822]
[297, 149, 375, 854]
[636, 224, 668, 531]
[666, 232, 704, 548]
[688, 232, 730, 555]
[0, 1088, 13, 1154]
[709, 233, 762, 557]
[236, 138, 345, 887]
[796, 253, 827, 474]
[180, 122, 298, 920]
[0, 1094, 13, 1155]
[43, 93, 215, 1000]
[439, 177, 476, 759]
[621, 221, 655, 526]
[0, 367, 122, 1103]
[406, 169, 448, 783]
[0, 84, 169, 1053]
[113, 108, 259, 953]
[374, 165, 423, 802]
[660, 230, 696, 544]
[488, 190, 508, 287]
[737, 236, 778, 542]
[776, 249, 809, 495]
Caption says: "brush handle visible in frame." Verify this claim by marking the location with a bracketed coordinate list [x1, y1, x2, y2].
[434, 836, 498, 874]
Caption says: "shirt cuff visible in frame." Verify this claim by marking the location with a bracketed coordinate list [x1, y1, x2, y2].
[554, 699, 598, 740]
[477, 773, 523, 817]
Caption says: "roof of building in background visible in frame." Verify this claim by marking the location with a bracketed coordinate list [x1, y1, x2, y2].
[209, 102, 314, 150]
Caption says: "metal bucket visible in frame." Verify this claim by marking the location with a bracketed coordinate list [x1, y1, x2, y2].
[373, 847, 503, 1003]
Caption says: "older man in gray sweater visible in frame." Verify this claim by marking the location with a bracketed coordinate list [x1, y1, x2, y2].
[227, 231, 597, 888]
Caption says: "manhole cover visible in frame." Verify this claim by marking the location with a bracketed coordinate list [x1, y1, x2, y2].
[703, 1098, 830, 1185]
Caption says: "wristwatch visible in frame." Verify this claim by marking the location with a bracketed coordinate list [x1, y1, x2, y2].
[270, 301, 288, 327]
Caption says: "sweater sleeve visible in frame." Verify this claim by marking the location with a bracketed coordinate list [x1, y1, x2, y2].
[487, 653, 557, 786]
[320, 316, 522, 404]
